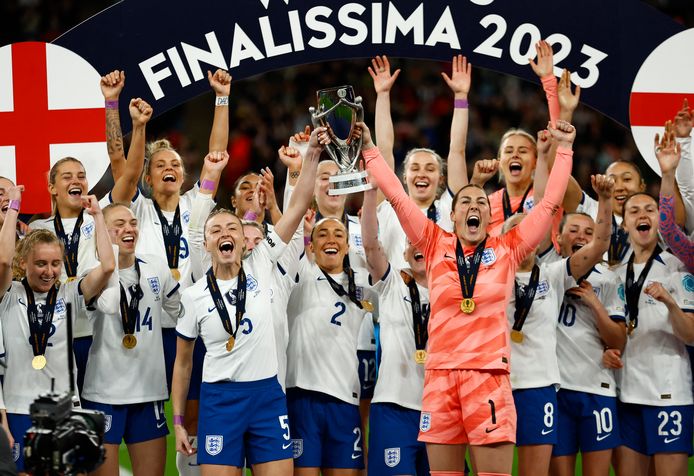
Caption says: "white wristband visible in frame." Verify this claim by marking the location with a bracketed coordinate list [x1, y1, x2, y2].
[215, 96, 229, 107]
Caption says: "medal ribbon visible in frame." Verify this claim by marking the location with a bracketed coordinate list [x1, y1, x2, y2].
[455, 238, 487, 301]
[502, 185, 532, 220]
[426, 202, 437, 222]
[152, 202, 182, 271]
[512, 265, 541, 332]
[119, 260, 144, 336]
[22, 279, 59, 357]
[625, 245, 662, 332]
[608, 215, 630, 264]
[401, 271, 429, 351]
[206, 267, 246, 340]
[53, 210, 84, 278]
[320, 255, 364, 309]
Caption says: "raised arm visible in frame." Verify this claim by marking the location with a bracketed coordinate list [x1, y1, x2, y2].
[273, 128, 327, 243]
[79, 196, 116, 302]
[512, 121, 574, 258]
[100, 70, 126, 182]
[568, 175, 614, 279]
[278, 143, 303, 205]
[110, 98, 152, 203]
[258, 167, 282, 225]
[529, 40, 559, 127]
[368, 55, 400, 173]
[199, 70, 232, 195]
[362, 186, 389, 282]
[673, 100, 694, 230]
[442, 55, 471, 194]
[361, 123, 431, 248]
[656, 130, 694, 273]
[0, 186, 22, 298]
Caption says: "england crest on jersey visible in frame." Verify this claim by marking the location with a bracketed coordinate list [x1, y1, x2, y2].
[148, 277, 161, 295]
[104, 414, 112, 433]
[205, 435, 223, 456]
[420, 411, 431, 432]
[246, 274, 258, 292]
[384, 447, 400, 467]
[683, 274, 694, 293]
[537, 279, 550, 297]
[482, 248, 497, 266]
[55, 298, 66, 314]
[292, 439, 303, 458]
[81, 221, 95, 239]
[182, 210, 191, 224]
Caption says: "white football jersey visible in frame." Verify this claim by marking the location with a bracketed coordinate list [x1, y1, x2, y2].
[378, 190, 453, 269]
[31, 212, 102, 338]
[552, 256, 626, 397]
[614, 252, 694, 406]
[508, 258, 576, 390]
[0, 280, 83, 414]
[82, 254, 181, 404]
[270, 225, 303, 391]
[370, 266, 428, 411]
[113, 186, 210, 327]
[285, 259, 374, 405]
[177, 236, 283, 383]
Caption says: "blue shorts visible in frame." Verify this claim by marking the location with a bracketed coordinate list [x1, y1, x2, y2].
[357, 350, 376, 400]
[618, 401, 694, 456]
[553, 389, 620, 456]
[513, 386, 558, 446]
[368, 402, 429, 475]
[162, 327, 177, 395]
[186, 338, 206, 400]
[81, 399, 168, 445]
[198, 376, 291, 467]
[7, 414, 31, 472]
[286, 388, 364, 469]
[73, 336, 93, 396]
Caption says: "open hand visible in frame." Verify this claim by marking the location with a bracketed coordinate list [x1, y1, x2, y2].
[528, 40, 554, 78]
[558, 69, 581, 115]
[441, 55, 472, 96]
[673, 98, 692, 138]
[368, 55, 401, 94]
[654, 123, 681, 176]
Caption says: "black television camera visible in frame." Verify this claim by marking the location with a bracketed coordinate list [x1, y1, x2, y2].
[23, 391, 105, 476]
[22, 303, 105, 476]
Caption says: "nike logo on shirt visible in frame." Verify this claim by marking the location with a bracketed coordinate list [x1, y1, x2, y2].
[282, 442, 292, 450]
[208, 306, 216, 313]
[541, 428, 554, 435]
[157, 421, 167, 429]
[485, 427, 498, 433]
[664, 436, 680, 444]
[596, 433, 611, 442]
[351, 453, 361, 460]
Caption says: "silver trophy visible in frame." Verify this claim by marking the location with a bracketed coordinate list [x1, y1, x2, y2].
[309, 85, 372, 195]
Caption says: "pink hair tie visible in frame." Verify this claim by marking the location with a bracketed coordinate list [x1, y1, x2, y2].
[105, 100, 119, 110]
[243, 211, 258, 221]
[454, 99, 468, 109]
[173, 415, 184, 426]
[8, 200, 20, 212]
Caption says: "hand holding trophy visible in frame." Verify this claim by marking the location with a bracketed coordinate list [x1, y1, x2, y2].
[309, 85, 373, 195]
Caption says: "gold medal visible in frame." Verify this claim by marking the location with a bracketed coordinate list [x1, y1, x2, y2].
[225, 336, 235, 352]
[171, 268, 181, 281]
[627, 320, 635, 336]
[510, 330, 524, 343]
[414, 350, 427, 365]
[65, 276, 77, 283]
[32, 355, 47, 370]
[122, 334, 137, 349]
[361, 300, 374, 312]
[460, 298, 475, 314]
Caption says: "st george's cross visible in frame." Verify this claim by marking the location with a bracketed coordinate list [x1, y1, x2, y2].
[0, 42, 110, 214]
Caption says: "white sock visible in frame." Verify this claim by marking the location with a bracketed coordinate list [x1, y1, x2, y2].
[175, 436, 200, 476]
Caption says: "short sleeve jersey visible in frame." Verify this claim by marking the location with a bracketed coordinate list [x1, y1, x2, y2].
[176, 236, 284, 383]
[31, 212, 102, 338]
[116, 186, 207, 327]
[285, 260, 374, 405]
[508, 258, 576, 390]
[614, 252, 694, 406]
[0, 280, 83, 414]
[82, 254, 181, 404]
[371, 266, 429, 411]
[549, 253, 626, 397]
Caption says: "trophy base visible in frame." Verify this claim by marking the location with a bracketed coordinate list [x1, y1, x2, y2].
[328, 170, 373, 196]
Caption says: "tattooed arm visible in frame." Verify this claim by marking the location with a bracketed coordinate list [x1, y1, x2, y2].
[101, 70, 126, 182]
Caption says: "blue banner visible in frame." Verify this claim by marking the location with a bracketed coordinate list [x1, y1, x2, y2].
[54, 0, 682, 133]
